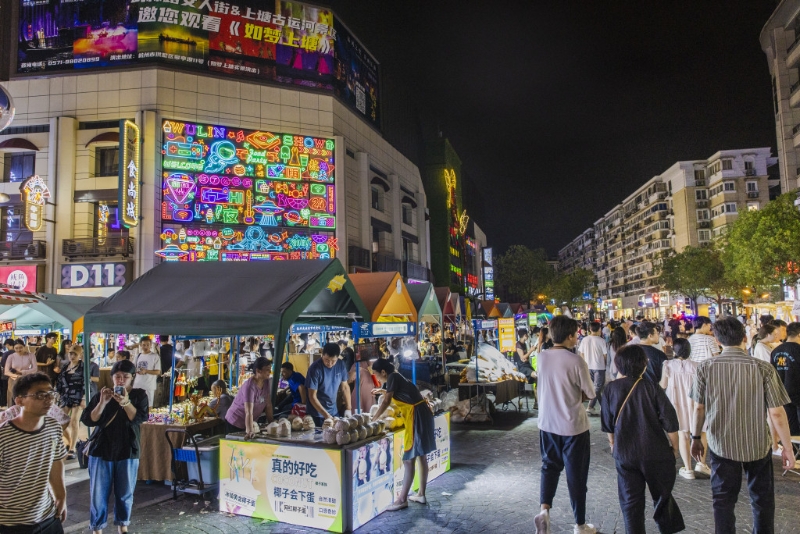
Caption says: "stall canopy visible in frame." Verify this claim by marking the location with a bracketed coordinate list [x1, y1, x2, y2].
[406, 282, 442, 324]
[435, 287, 456, 324]
[348, 272, 417, 323]
[0, 294, 104, 332]
[83, 259, 370, 399]
[480, 300, 500, 318]
[495, 303, 513, 318]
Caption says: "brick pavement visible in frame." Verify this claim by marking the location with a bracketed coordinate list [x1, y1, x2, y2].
[63, 407, 800, 533]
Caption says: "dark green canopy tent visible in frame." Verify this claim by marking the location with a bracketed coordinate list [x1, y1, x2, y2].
[82, 259, 369, 400]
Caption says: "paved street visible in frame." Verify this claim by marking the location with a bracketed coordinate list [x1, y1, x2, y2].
[61, 401, 800, 534]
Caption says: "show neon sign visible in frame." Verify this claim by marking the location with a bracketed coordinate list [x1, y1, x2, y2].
[158, 120, 336, 262]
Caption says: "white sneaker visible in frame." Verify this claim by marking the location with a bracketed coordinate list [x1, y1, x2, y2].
[574, 523, 597, 534]
[585, 406, 598, 416]
[772, 445, 784, 456]
[679, 467, 696, 479]
[534, 510, 550, 534]
[694, 462, 711, 476]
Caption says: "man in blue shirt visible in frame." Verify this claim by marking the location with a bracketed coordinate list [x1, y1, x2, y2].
[274, 362, 308, 415]
[306, 343, 351, 426]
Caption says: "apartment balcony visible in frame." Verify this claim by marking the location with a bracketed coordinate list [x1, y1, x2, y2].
[374, 252, 401, 273]
[0, 240, 46, 260]
[62, 236, 133, 260]
[747, 191, 759, 199]
[698, 221, 711, 229]
[348, 245, 371, 270]
[791, 81, 800, 109]
[696, 200, 709, 208]
[788, 35, 800, 68]
[405, 261, 430, 281]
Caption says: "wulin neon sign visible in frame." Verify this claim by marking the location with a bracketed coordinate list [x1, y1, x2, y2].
[158, 120, 337, 262]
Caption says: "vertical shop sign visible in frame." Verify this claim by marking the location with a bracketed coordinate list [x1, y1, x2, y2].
[497, 318, 516, 352]
[20, 174, 50, 231]
[119, 119, 140, 228]
[482, 247, 494, 301]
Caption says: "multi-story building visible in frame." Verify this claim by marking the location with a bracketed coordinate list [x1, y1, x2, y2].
[557, 228, 596, 276]
[761, 0, 800, 193]
[566, 148, 776, 319]
[0, 1, 431, 297]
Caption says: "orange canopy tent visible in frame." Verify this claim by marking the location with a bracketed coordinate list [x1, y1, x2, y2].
[348, 272, 418, 323]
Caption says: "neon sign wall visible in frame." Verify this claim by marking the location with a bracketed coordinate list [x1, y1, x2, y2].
[159, 120, 337, 262]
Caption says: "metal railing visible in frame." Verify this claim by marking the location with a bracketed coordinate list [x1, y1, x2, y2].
[62, 236, 134, 258]
[374, 252, 401, 273]
[405, 261, 429, 281]
[0, 240, 46, 259]
[348, 245, 371, 270]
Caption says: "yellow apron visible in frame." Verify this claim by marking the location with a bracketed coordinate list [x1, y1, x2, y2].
[394, 398, 427, 454]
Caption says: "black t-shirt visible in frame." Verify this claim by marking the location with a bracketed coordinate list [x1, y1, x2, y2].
[771, 341, 800, 405]
[80, 388, 149, 461]
[159, 344, 174, 374]
[0, 349, 13, 379]
[341, 347, 355, 372]
[386, 372, 423, 405]
[640, 344, 667, 384]
[601, 376, 678, 466]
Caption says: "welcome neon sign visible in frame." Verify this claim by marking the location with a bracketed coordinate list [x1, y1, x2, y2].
[159, 119, 336, 262]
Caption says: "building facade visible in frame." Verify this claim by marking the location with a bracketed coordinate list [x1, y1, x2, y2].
[0, 2, 432, 296]
[562, 148, 776, 318]
[761, 0, 800, 194]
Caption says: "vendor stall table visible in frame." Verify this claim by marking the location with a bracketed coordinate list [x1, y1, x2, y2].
[219, 413, 451, 533]
[457, 380, 525, 423]
[138, 418, 223, 481]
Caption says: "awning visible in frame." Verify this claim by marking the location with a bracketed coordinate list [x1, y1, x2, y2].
[0, 283, 47, 305]
[0, 294, 105, 330]
[348, 272, 417, 323]
[435, 287, 454, 324]
[405, 282, 442, 324]
[83, 259, 369, 336]
[495, 303, 514, 318]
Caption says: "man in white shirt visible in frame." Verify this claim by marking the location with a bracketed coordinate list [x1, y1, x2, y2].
[689, 316, 720, 363]
[579, 322, 608, 416]
[133, 336, 161, 407]
[535, 316, 597, 534]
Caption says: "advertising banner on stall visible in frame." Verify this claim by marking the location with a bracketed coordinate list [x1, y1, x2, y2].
[350, 435, 394, 530]
[393, 412, 450, 497]
[0, 265, 39, 291]
[16, 0, 380, 129]
[497, 318, 515, 352]
[219, 440, 344, 532]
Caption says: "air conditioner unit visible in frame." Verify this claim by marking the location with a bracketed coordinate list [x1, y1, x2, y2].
[24, 242, 43, 259]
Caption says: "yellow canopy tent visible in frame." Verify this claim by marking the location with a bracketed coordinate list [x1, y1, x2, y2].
[348, 272, 418, 323]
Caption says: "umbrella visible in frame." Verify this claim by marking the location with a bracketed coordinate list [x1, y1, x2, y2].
[0, 283, 47, 305]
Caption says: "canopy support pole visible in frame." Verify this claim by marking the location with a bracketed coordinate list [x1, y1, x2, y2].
[168, 345, 175, 417]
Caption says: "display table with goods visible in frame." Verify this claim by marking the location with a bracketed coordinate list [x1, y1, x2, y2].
[219, 409, 450, 533]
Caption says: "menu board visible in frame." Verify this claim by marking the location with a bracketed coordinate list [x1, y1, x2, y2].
[497, 318, 516, 353]
[158, 119, 337, 262]
[219, 440, 344, 532]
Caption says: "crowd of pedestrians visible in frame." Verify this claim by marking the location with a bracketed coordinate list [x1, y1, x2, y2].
[530, 313, 799, 534]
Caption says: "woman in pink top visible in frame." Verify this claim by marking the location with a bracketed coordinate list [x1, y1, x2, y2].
[225, 357, 274, 438]
[660, 338, 709, 479]
[4, 339, 38, 406]
[350, 360, 376, 412]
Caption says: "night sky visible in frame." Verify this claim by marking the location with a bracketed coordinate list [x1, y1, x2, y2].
[329, 0, 779, 256]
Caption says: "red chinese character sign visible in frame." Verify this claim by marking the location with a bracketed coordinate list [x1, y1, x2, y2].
[20, 175, 50, 232]
[158, 119, 337, 262]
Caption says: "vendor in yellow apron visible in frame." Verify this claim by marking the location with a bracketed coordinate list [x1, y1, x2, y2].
[395, 398, 429, 458]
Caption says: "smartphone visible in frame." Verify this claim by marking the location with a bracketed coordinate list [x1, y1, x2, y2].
[114, 386, 125, 396]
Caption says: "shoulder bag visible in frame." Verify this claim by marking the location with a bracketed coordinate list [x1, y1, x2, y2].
[614, 376, 643, 428]
[75, 411, 117, 469]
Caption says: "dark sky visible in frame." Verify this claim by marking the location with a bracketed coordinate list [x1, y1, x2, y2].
[329, 0, 779, 256]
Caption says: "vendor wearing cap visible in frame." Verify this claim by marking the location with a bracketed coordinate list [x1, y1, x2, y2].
[306, 342, 351, 426]
[371, 358, 435, 511]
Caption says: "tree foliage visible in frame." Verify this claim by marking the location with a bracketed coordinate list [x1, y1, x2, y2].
[548, 268, 595, 307]
[657, 245, 731, 313]
[721, 193, 800, 288]
[495, 245, 554, 302]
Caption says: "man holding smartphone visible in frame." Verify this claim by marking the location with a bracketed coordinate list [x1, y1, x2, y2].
[133, 337, 160, 408]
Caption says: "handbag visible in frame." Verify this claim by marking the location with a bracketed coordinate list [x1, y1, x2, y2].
[75, 411, 117, 469]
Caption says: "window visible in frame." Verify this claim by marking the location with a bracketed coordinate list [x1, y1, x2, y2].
[747, 202, 759, 211]
[694, 169, 705, 182]
[695, 190, 707, 200]
[696, 209, 710, 220]
[698, 230, 711, 242]
[722, 159, 733, 171]
[95, 147, 119, 177]
[744, 160, 754, 171]
[724, 202, 738, 213]
[94, 203, 127, 237]
[746, 181, 757, 192]
[401, 204, 413, 226]
[371, 186, 383, 211]
[3, 152, 35, 183]
[723, 182, 735, 192]
[0, 206, 32, 243]
[708, 161, 721, 175]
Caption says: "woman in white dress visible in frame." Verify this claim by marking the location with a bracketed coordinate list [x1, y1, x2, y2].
[660, 338, 709, 479]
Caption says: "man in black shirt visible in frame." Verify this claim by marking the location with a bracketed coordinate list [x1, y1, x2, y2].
[636, 322, 667, 384]
[158, 335, 174, 375]
[35, 333, 59, 383]
[771, 322, 800, 436]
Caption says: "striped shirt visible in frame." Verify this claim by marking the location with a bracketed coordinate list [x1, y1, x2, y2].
[0, 418, 67, 526]
[689, 347, 790, 462]
[688, 333, 720, 363]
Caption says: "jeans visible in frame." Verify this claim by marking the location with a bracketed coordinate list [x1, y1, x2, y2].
[708, 449, 774, 534]
[540, 430, 590, 525]
[616, 458, 685, 533]
[588, 370, 606, 409]
[88, 456, 139, 530]
[0, 516, 63, 534]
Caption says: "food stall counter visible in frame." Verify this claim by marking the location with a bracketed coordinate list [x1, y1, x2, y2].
[138, 417, 223, 481]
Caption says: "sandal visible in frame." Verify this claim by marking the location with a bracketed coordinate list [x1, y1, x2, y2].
[408, 494, 427, 504]
[67, 451, 76, 460]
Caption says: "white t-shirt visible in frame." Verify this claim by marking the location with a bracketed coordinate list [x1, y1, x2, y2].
[134, 351, 161, 391]
[537, 347, 595, 436]
[579, 335, 608, 370]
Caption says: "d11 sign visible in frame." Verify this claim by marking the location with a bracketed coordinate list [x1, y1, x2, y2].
[61, 263, 130, 289]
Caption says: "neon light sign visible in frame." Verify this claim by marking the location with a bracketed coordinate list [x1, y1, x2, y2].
[20, 174, 50, 231]
[119, 119, 140, 228]
[160, 120, 336, 262]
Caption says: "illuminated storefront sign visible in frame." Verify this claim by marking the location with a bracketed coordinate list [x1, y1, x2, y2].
[0, 265, 38, 291]
[20, 174, 49, 231]
[60, 262, 132, 290]
[119, 120, 140, 228]
[483, 248, 494, 301]
[159, 120, 337, 262]
[0, 321, 15, 333]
